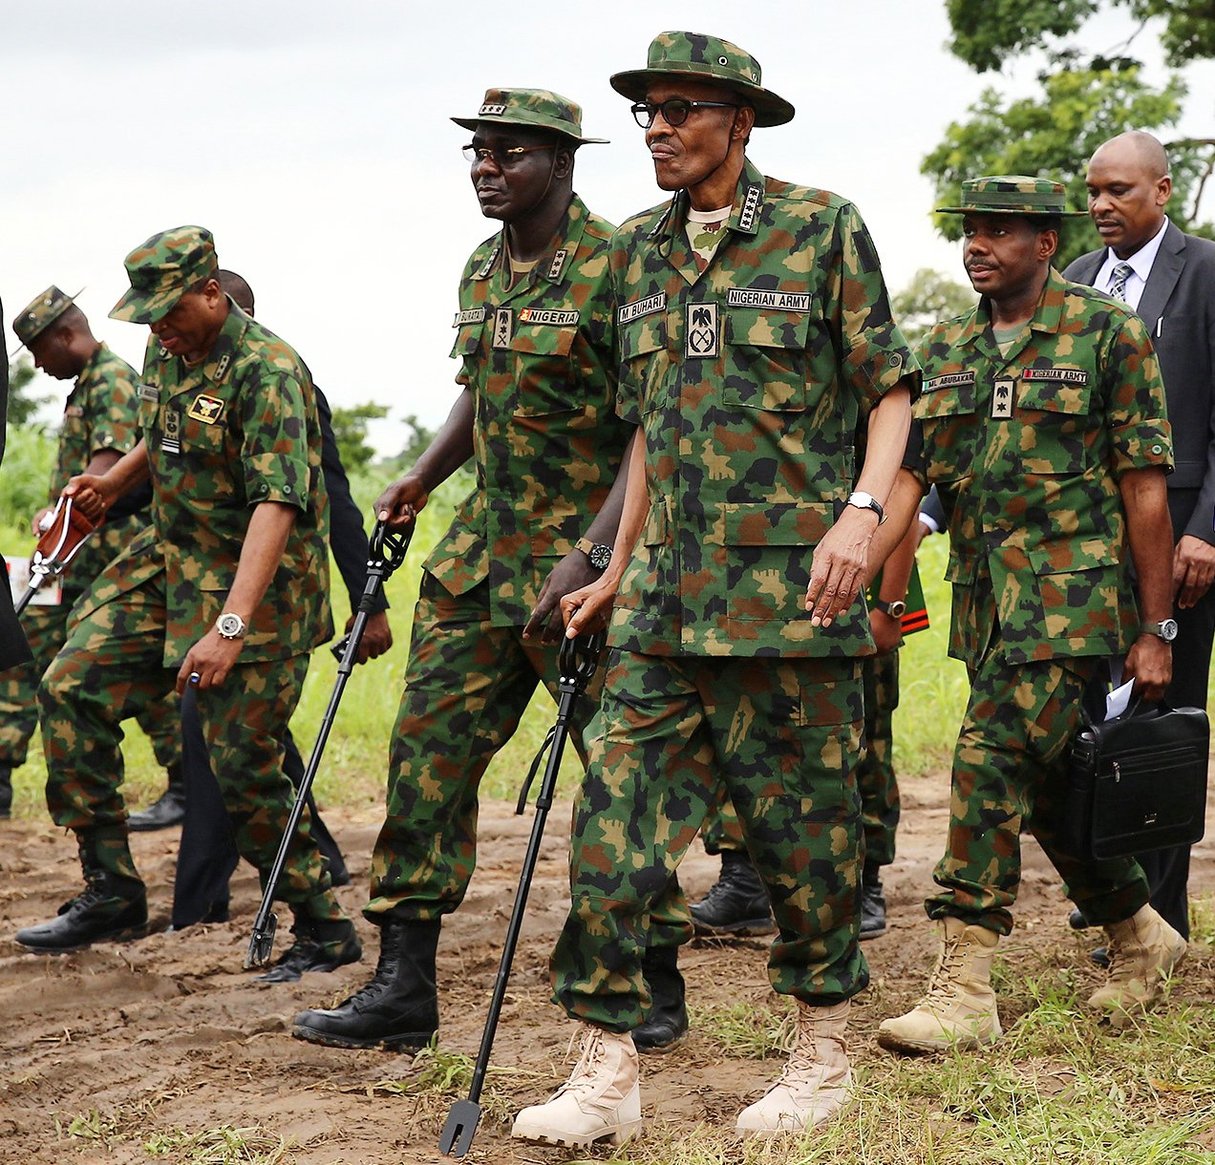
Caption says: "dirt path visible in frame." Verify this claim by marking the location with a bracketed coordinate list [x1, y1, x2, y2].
[1, 773, 1211, 1164]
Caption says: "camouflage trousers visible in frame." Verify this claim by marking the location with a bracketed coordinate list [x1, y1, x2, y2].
[365, 576, 686, 936]
[700, 649, 901, 868]
[38, 544, 342, 919]
[551, 648, 869, 1031]
[0, 517, 180, 772]
[926, 651, 1149, 935]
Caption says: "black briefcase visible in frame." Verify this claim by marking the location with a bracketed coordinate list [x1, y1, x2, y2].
[1066, 701, 1209, 862]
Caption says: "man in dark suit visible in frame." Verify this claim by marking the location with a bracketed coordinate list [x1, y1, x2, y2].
[1065, 129, 1215, 942]
[0, 298, 34, 675]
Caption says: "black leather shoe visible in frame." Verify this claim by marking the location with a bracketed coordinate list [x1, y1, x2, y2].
[1069, 908, 1091, 930]
[292, 918, 440, 1048]
[633, 945, 688, 1053]
[1090, 945, 1111, 969]
[128, 783, 187, 831]
[860, 877, 887, 941]
[690, 851, 774, 936]
[16, 875, 148, 953]
[257, 916, 362, 984]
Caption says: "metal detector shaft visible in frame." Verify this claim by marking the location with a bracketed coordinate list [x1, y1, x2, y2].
[440, 630, 604, 1158]
[246, 521, 412, 968]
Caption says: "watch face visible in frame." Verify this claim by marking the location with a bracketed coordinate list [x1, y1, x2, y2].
[217, 613, 244, 638]
[1162, 618, 1178, 642]
[589, 544, 612, 571]
[887, 600, 907, 618]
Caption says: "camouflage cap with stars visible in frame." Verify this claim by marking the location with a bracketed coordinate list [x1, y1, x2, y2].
[936, 175, 1088, 217]
[109, 225, 220, 325]
[12, 285, 79, 346]
[451, 88, 608, 145]
[611, 31, 795, 128]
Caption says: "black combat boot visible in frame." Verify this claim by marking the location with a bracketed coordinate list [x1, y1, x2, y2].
[16, 832, 147, 952]
[859, 861, 887, 941]
[128, 762, 187, 831]
[256, 910, 363, 984]
[632, 944, 689, 1053]
[291, 918, 440, 1049]
[689, 849, 774, 935]
[0, 762, 13, 818]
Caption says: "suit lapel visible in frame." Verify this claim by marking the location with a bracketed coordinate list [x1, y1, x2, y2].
[1136, 221, 1185, 332]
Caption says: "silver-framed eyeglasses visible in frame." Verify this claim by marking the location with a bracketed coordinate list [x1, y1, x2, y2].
[462, 143, 556, 167]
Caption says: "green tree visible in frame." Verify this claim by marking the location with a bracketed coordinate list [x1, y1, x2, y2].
[329, 401, 389, 475]
[926, 2, 1215, 268]
[893, 269, 975, 344]
[6, 358, 53, 427]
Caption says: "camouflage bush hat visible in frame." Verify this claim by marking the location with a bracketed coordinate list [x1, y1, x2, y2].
[451, 88, 607, 145]
[611, 31, 795, 128]
[937, 176, 1088, 217]
[12, 285, 78, 346]
[109, 226, 220, 324]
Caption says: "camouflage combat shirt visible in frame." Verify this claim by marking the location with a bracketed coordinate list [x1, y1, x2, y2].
[913, 268, 1172, 667]
[132, 304, 333, 665]
[428, 195, 632, 626]
[610, 158, 916, 657]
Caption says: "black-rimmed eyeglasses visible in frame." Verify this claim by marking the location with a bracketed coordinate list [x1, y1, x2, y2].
[462, 143, 555, 167]
[630, 99, 740, 129]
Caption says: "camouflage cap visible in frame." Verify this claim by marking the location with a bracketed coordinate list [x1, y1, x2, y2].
[610, 31, 794, 128]
[451, 88, 607, 145]
[12, 285, 78, 346]
[109, 225, 220, 324]
[937, 175, 1087, 217]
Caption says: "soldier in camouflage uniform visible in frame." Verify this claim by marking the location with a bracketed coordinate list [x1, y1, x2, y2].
[513, 33, 916, 1147]
[877, 177, 1187, 1055]
[0, 289, 181, 818]
[15, 227, 358, 982]
[291, 88, 641, 1052]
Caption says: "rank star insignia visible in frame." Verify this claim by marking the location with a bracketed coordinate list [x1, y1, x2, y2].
[992, 378, 1014, 419]
[161, 408, 182, 454]
[686, 303, 719, 359]
[492, 307, 513, 350]
[187, 394, 225, 424]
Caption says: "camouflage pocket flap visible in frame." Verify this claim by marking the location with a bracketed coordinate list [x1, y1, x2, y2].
[914, 374, 978, 420]
[1028, 539, 1119, 575]
[449, 324, 484, 359]
[724, 307, 811, 349]
[719, 500, 835, 546]
[510, 324, 576, 357]
[643, 497, 670, 546]
[944, 549, 979, 584]
[620, 315, 667, 360]
[1016, 368, 1092, 415]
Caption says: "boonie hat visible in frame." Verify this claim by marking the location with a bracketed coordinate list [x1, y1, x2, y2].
[936, 175, 1087, 217]
[611, 31, 795, 128]
[451, 88, 607, 145]
[12, 285, 78, 346]
[109, 226, 220, 325]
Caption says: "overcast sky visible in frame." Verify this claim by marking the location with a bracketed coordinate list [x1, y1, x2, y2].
[3, 1, 1212, 453]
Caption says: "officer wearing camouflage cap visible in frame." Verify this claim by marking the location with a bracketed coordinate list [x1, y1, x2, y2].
[17, 227, 358, 980]
[0, 287, 182, 820]
[290, 87, 650, 1052]
[514, 32, 917, 1145]
[877, 176, 1185, 1054]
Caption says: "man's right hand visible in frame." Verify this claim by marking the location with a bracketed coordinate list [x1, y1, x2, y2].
[375, 475, 429, 530]
[560, 575, 619, 638]
[62, 474, 113, 524]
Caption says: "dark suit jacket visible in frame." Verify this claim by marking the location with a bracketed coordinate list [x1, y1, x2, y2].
[0, 298, 34, 671]
[1065, 221, 1215, 546]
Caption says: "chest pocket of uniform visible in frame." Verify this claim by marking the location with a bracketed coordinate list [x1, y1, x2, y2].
[168, 406, 236, 503]
[914, 377, 979, 483]
[510, 325, 581, 416]
[620, 315, 669, 416]
[1015, 369, 1092, 475]
[724, 308, 811, 411]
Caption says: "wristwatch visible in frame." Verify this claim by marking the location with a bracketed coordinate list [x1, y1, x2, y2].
[1142, 618, 1178, 642]
[215, 612, 248, 640]
[873, 598, 907, 618]
[575, 536, 612, 571]
[846, 491, 886, 524]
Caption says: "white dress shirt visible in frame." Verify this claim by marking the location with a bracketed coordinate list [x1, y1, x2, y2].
[1092, 217, 1169, 312]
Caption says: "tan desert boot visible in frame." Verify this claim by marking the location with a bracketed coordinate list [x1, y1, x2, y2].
[1087, 904, 1186, 1027]
[511, 1023, 642, 1148]
[877, 916, 1002, 1054]
[736, 999, 852, 1137]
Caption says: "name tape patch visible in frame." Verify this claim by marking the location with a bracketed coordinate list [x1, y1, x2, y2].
[1022, 367, 1088, 384]
[137, 383, 159, 402]
[453, 308, 487, 328]
[726, 288, 811, 312]
[618, 293, 666, 325]
[518, 309, 579, 325]
[924, 371, 977, 390]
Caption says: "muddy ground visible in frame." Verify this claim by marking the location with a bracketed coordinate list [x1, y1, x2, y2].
[1, 773, 1211, 1164]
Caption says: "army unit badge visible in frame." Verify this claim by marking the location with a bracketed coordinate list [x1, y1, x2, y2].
[187, 394, 225, 424]
[492, 307, 513, 350]
[161, 408, 182, 454]
[686, 302, 719, 359]
[992, 378, 1014, 418]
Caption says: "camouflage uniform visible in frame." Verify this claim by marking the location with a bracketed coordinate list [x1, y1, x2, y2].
[914, 265, 1170, 934]
[39, 232, 340, 914]
[364, 192, 635, 922]
[0, 294, 179, 776]
[551, 158, 916, 1029]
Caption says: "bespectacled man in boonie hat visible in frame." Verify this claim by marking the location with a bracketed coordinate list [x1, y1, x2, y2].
[513, 30, 919, 1148]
